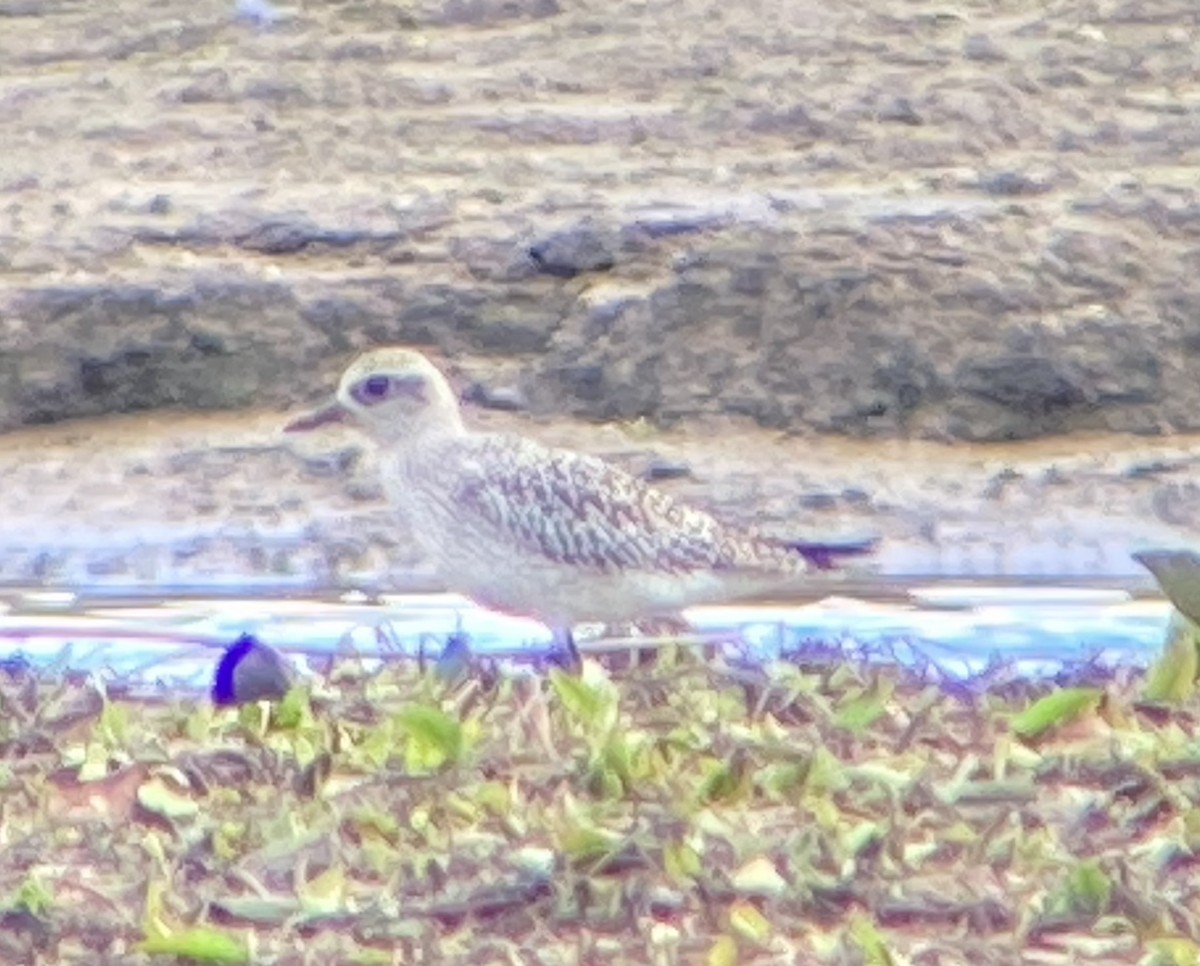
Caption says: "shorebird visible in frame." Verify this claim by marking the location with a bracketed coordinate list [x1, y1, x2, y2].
[284, 347, 877, 664]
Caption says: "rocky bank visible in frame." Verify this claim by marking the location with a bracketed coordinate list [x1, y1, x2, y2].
[2, 0, 1200, 586]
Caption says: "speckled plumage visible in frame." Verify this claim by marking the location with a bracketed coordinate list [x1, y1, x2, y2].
[428, 434, 797, 576]
[286, 347, 867, 631]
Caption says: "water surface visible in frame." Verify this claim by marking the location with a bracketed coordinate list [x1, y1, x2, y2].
[0, 578, 1173, 694]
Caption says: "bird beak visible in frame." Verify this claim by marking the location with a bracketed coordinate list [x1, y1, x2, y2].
[282, 401, 350, 433]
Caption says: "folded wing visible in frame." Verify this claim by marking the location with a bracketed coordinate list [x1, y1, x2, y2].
[442, 435, 783, 576]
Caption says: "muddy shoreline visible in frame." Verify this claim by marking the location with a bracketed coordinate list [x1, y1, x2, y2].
[3, 0, 1200, 585]
[4, 0, 1200, 442]
[1, 405, 1196, 588]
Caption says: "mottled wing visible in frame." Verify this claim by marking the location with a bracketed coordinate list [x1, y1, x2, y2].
[443, 435, 777, 574]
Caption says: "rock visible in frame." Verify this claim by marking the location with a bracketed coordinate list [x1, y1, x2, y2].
[641, 457, 692, 482]
[0, 277, 313, 425]
[974, 170, 1053, 196]
[417, 0, 561, 26]
[171, 69, 236, 104]
[460, 381, 528, 412]
[531, 246, 940, 435]
[877, 96, 924, 126]
[449, 235, 541, 282]
[746, 103, 825, 137]
[236, 217, 326, 254]
[295, 446, 361, 478]
[528, 220, 619, 278]
[955, 355, 1082, 414]
[962, 33, 1007, 62]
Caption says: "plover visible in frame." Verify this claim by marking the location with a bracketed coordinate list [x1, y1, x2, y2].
[284, 347, 876, 663]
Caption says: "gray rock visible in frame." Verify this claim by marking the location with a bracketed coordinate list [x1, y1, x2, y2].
[877, 97, 923, 126]
[0, 208, 1195, 443]
[529, 220, 619, 278]
[974, 170, 1052, 196]
[747, 104, 825, 137]
[955, 355, 1082, 415]
[419, 0, 561, 26]
[641, 458, 692, 482]
[962, 33, 1006, 62]
[460, 381, 528, 412]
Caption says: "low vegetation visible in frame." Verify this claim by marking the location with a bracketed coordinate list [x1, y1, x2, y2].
[2, 631, 1200, 965]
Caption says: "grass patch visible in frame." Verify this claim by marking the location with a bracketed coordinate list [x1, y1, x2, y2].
[1, 645, 1199, 964]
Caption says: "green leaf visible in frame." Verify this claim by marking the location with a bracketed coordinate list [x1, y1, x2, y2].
[805, 747, 849, 797]
[707, 934, 739, 966]
[139, 927, 249, 964]
[350, 805, 401, 844]
[557, 822, 622, 865]
[1146, 937, 1200, 966]
[663, 840, 702, 884]
[98, 699, 130, 747]
[833, 679, 894, 733]
[299, 865, 346, 917]
[1144, 615, 1199, 704]
[77, 741, 110, 783]
[395, 705, 465, 772]
[474, 781, 512, 816]
[1010, 687, 1102, 740]
[12, 875, 53, 918]
[728, 899, 771, 944]
[549, 668, 617, 734]
[357, 720, 399, 770]
[848, 914, 895, 966]
[698, 749, 751, 805]
[1063, 859, 1112, 916]
[584, 733, 642, 799]
[212, 822, 248, 861]
[841, 821, 885, 859]
[272, 686, 313, 731]
[584, 760, 625, 800]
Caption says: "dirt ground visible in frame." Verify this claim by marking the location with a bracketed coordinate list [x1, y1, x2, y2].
[1, 0, 1200, 584]
[1, 401, 1199, 588]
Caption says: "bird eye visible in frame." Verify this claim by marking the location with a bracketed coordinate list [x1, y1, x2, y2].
[352, 375, 393, 406]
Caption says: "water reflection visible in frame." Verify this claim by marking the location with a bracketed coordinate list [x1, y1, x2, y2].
[0, 581, 1173, 693]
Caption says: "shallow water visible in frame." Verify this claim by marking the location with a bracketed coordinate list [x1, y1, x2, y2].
[0, 579, 1174, 694]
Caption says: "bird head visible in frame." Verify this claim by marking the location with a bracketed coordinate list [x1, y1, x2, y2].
[283, 347, 465, 444]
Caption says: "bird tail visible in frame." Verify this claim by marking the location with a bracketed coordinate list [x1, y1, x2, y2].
[782, 536, 880, 571]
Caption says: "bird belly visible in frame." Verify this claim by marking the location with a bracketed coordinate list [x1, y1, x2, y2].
[422, 543, 770, 627]
[382, 457, 806, 627]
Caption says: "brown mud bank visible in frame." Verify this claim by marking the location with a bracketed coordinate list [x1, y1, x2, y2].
[2, 0, 1200, 588]
[2, 0, 1200, 443]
